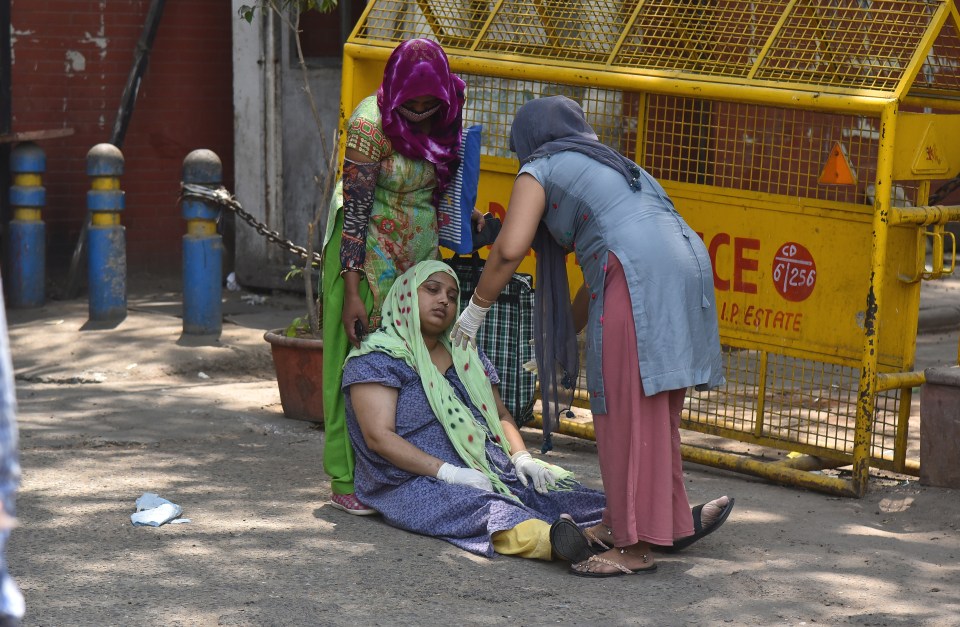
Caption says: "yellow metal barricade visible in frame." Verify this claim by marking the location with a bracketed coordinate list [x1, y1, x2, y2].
[340, 0, 960, 496]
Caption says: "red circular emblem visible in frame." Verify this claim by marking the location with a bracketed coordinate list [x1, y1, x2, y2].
[772, 242, 816, 302]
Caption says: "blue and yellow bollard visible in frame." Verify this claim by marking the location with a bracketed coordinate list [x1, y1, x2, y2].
[7, 142, 46, 308]
[86, 143, 127, 321]
[181, 149, 223, 336]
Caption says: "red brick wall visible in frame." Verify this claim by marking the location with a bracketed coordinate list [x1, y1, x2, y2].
[11, 0, 234, 275]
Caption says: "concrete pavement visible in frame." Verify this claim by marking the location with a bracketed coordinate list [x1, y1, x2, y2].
[919, 268, 960, 337]
[3, 271, 960, 626]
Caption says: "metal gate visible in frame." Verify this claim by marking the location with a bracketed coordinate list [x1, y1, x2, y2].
[339, 0, 960, 496]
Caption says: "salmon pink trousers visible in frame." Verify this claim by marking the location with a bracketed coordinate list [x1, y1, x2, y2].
[593, 253, 695, 547]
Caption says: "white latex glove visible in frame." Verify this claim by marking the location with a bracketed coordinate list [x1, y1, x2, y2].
[450, 298, 490, 349]
[510, 450, 559, 494]
[436, 462, 494, 492]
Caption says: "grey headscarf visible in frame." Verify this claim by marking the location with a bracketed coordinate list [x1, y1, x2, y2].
[509, 96, 642, 189]
[509, 96, 642, 450]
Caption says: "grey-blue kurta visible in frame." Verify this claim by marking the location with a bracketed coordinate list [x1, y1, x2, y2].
[342, 350, 606, 557]
[520, 152, 725, 415]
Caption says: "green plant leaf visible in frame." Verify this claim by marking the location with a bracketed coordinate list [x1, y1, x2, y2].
[284, 265, 304, 282]
[304, 0, 339, 12]
[238, 4, 256, 22]
[238, 0, 339, 20]
[284, 317, 310, 338]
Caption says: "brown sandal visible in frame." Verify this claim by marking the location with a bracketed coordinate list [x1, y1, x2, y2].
[570, 553, 658, 578]
[584, 526, 613, 551]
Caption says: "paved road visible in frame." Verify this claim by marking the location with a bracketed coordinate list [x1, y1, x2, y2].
[5, 274, 960, 626]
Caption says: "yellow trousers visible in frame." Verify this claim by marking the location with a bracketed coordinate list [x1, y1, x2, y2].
[491, 519, 553, 561]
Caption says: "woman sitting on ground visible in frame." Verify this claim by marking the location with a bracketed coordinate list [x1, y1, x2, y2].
[341, 260, 606, 561]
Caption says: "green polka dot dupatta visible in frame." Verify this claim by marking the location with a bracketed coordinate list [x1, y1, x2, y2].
[345, 260, 516, 497]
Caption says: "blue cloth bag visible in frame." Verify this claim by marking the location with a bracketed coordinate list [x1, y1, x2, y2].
[438, 125, 482, 254]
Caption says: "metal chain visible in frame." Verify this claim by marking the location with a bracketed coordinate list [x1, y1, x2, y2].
[931, 175, 960, 205]
[179, 183, 322, 264]
[184, 174, 960, 258]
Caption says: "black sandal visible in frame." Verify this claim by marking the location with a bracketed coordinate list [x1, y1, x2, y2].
[549, 517, 602, 563]
[656, 497, 735, 553]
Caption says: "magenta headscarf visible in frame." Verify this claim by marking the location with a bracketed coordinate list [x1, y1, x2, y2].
[377, 39, 466, 208]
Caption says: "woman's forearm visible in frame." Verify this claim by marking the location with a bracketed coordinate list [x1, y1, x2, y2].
[472, 247, 522, 305]
[491, 384, 527, 455]
[339, 159, 379, 271]
[472, 173, 545, 304]
[342, 270, 362, 298]
[365, 428, 445, 478]
[352, 383, 443, 478]
[499, 418, 528, 457]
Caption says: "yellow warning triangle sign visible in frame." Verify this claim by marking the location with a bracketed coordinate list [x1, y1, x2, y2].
[818, 141, 857, 186]
[911, 123, 950, 175]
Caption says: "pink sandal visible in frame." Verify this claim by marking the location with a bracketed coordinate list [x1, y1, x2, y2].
[330, 493, 378, 516]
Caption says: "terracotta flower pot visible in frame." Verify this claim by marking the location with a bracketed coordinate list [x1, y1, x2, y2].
[263, 329, 324, 423]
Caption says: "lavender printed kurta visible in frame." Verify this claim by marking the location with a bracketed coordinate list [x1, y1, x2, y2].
[343, 351, 605, 557]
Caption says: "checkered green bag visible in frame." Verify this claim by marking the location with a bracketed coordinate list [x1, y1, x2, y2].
[445, 254, 537, 426]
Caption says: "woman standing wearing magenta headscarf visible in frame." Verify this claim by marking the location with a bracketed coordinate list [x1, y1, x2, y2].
[451, 96, 735, 577]
[321, 39, 480, 515]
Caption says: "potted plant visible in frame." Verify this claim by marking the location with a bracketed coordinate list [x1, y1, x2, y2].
[260, 261, 330, 424]
[241, 0, 339, 422]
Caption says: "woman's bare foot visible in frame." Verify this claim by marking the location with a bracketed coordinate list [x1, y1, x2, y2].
[700, 495, 730, 528]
